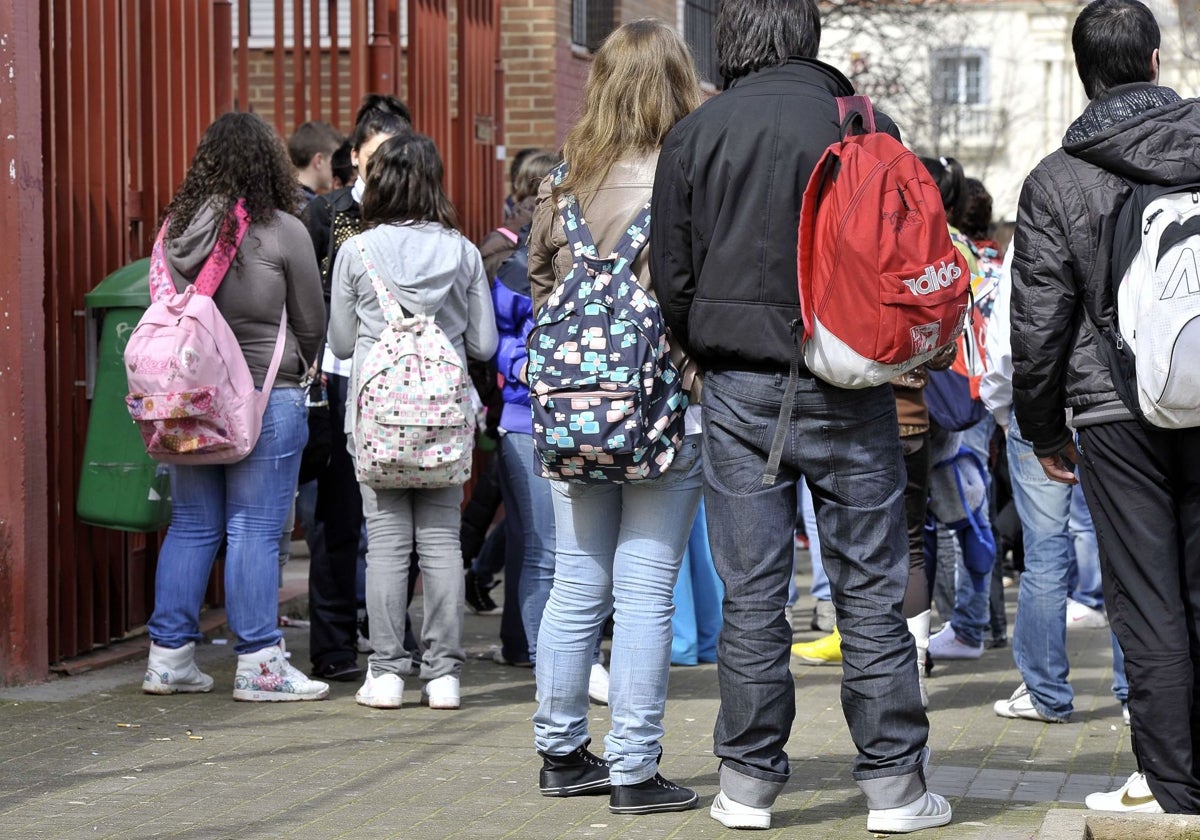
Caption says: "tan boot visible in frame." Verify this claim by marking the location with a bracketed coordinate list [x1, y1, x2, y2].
[906, 610, 931, 708]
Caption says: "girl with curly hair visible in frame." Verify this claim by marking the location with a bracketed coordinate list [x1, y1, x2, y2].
[140, 111, 328, 702]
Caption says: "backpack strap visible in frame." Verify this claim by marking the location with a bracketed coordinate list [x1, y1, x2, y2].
[608, 202, 653, 272]
[836, 95, 877, 136]
[257, 307, 290, 405]
[353, 237, 413, 324]
[148, 199, 251, 302]
[496, 226, 519, 245]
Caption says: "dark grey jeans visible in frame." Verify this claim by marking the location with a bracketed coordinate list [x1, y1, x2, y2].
[702, 369, 929, 811]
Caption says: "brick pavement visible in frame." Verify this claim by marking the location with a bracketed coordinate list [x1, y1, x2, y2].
[0, 559, 1131, 840]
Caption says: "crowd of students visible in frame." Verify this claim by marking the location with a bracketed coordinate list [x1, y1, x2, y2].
[135, 0, 1200, 831]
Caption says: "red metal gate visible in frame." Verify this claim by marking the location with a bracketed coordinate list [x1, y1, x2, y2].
[40, 0, 502, 666]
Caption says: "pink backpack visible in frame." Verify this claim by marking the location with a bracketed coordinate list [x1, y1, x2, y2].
[124, 200, 288, 464]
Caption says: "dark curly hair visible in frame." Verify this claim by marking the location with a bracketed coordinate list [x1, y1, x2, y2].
[164, 112, 298, 250]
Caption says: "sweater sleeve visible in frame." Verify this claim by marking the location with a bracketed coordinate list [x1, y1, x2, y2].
[463, 242, 499, 362]
[279, 215, 327, 366]
[328, 238, 361, 361]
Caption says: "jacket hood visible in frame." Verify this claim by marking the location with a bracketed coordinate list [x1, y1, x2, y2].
[1065, 84, 1200, 185]
[165, 203, 224, 282]
[356, 223, 468, 315]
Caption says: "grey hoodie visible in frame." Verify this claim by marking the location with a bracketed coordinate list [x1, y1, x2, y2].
[164, 205, 326, 388]
[327, 221, 498, 374]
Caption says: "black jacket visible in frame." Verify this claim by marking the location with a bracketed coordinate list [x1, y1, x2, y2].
[1011, 84, 1200, 457]
[649, 58, 899, 373]
[301, 185, 361, 303]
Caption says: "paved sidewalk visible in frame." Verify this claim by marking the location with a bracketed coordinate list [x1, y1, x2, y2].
[0, 558, 1131, 840]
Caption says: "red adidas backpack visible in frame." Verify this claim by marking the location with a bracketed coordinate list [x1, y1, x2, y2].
[798, 96, 970, 389]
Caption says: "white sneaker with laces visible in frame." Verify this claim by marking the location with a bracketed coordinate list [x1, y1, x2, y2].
[709, 791, 772, 830]
[356, 671, 403, 709]
[927, 624, 983, 660]
[1066, 598, 1108, 629]
[1085, 771, 1163, 813]
[233, 644, 329, 702]
[589, 662, 610, 706]
[992, 683, 1066, 723]
[423, 674, 460, 710]
[866, 791, 952, 833]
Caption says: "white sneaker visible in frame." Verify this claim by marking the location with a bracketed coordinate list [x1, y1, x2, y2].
[423, 674, 460, 710]
[992, 683, 1066, 723]
[1085, 771, 1163, 813]
[588, 662, 610, 706]
[710, 791, 772, 829]
[355, 671, 403, 709]
[233, 645, 329, 702]
[927, 624, 983, 660]
[866, 791, 952, 833]
[142, 642, 214, 694]
[1066, 598, 1108, 629]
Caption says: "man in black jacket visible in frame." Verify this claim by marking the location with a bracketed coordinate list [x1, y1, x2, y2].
[649, 0, 948, 833]
[1010, 0, 1200, 815]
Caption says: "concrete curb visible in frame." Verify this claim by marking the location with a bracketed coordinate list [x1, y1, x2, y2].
[1039, 809, 1200, 839]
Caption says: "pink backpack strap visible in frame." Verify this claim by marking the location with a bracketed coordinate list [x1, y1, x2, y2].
[148, 199, 251, 302]
[256, 306, 290, 406]
[496, 226, 519, 245]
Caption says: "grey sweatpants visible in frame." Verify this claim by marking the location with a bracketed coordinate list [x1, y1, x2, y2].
[360, 482, 466, 681]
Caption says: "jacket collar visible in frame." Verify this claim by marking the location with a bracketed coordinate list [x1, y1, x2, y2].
[1064, 83, 1182, 145]
[726, 57, 855, 97]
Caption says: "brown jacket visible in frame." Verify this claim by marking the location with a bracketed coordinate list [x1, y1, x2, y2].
[528, 151, 700, 402]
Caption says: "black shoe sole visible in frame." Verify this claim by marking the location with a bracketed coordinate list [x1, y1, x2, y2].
[608, 791, 699, 814]
[311, 662, 364, 682]
[539, 778, 611, 797]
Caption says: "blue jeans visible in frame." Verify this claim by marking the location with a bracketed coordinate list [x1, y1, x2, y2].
[149, 388, 307, 655]
[1006, 412, 1074, 720]
[788, 481, 828, 607]
[533, 435, 702, 786]
[1068, 483, 1104, 610]
[672, 498, 725, 665]
[947, 417, 995, 647]
[702, 370, 928, 812]
[498, 431, 556, 664]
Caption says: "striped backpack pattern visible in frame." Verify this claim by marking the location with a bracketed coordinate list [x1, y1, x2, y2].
[526, 166, 686, 483]
[352, 238, 475, 489]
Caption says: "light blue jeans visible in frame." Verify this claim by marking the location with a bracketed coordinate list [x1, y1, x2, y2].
[148, 388, 307, 655]
[533, 434, 703, 786]
[1068, 484, 1104, 609]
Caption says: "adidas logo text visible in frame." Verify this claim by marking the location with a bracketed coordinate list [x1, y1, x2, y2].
[903, 261, 962, 296]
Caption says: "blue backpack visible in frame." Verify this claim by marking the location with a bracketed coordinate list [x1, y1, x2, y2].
[526, 169, 686, 483]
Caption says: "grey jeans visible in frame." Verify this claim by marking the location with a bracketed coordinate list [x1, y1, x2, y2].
[702, 370, 929, 812]
[360, 482, 466, 681]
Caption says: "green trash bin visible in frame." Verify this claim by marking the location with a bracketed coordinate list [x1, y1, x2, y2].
[77, 258, 172, 532]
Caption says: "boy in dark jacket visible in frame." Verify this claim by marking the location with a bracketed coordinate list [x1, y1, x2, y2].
[1010, 0, 1200, 815]
[649, 0, 948, 833]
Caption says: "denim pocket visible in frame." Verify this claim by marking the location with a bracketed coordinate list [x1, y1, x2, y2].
[820, 413, 901, 508]
[702, 410, 769, 495]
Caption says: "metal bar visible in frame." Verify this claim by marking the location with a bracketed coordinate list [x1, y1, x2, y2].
[237, 0, 250, 111]
[293, 0, 306, 127]
[214, 0, 234, 115]
[310, 0, 321, 120]
[328, 0, 340, 125]
[369, 0, 395, 93]
[274, 0, 286, 133]
[350, 0, 365, 120]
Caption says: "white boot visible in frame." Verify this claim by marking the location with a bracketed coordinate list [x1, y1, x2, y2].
[233, 644, 329, 702]
[907, 610, 931, 709]
[142, 642, 214, 694]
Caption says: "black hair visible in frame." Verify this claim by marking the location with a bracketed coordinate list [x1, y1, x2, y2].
[715, 0, 821, 84]
[287, 120, 343, 168]
[361, 133, 461, 232]
[165, 111, 297, 248]
[918, 156, 967, 228]
[352, 93, 413, 151]
[960, 178, 994, 241]
[1072, 0, 1160, 100]
[330, 139, 355, 187]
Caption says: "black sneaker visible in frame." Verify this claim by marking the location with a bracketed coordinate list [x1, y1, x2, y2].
[465, 570, 499, 614]
[539, 741, 611, 797]
[311, 659, 364, 682]
[610, 773, 699, 814]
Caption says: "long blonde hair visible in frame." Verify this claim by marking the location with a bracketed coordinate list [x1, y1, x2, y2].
[558, 19, 702, 200]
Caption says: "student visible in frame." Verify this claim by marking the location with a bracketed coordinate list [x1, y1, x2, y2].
[141, 112, 328, 702]
[329, 133, 497, 711]
[288, 121, 344, 210]
[527, 19, 704, 816]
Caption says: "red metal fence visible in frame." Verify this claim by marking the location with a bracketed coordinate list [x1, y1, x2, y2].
[40, 0, 502, 665]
